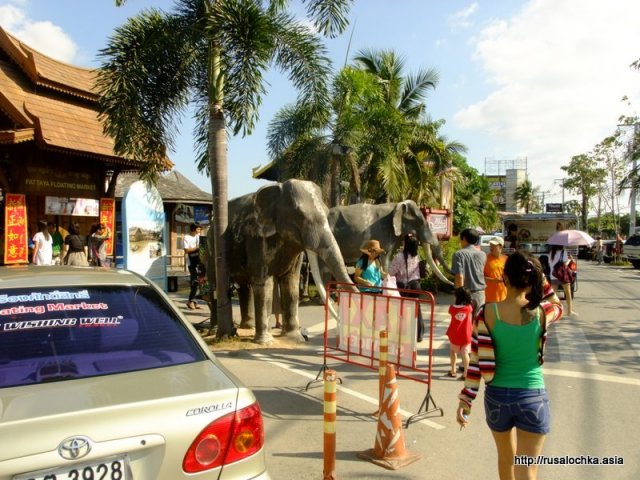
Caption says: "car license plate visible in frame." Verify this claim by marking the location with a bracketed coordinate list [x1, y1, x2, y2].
[13, 456, 130, 480]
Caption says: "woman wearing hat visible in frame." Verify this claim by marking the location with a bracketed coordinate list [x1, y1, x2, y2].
[354, 240, 386, 293]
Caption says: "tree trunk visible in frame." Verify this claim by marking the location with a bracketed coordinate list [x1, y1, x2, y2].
[209, 104, 234, 337]
[207, 40, 234, 338]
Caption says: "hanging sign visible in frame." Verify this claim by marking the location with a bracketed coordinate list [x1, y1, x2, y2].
[100, 198, 116, 256]
[4, 193, 28, 264]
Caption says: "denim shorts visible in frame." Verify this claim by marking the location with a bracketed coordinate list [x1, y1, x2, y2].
[484, 385, 551, 434]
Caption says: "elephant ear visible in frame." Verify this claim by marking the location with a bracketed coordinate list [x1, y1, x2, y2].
[255, 183, 281, 237]
[393, 202, 407, 237]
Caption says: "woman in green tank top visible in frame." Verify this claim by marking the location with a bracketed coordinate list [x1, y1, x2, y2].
[456, 252, 562, 480]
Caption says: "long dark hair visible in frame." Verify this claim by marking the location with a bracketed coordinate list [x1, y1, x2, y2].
[403, 234, 419, 259]
[37, 220, 51, 241]
[68, 222, 81, 235]
[358, 253, 370, 268]
[504, 252, 544, 310]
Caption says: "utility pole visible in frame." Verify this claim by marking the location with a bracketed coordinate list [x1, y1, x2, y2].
[554, 178, 566, 212]
[630, 123, 638, 235]
[617, 122, 639, 236]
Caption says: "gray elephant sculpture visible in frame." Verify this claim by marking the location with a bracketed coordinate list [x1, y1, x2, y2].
[311, 200, 452, 302]
[222, 179, 354, 344]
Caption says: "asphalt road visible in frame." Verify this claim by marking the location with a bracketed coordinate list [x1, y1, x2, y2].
[174, 260, 640, 479]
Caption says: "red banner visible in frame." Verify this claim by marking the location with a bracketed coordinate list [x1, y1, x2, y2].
[4, 193, 28, 264]
[99, 198, 116, 256]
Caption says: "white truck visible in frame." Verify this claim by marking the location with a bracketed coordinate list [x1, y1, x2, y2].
[501, 213, 579, 256]
[501, 213, 580, 298]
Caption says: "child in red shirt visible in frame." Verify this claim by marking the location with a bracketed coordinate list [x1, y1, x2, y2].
[447, 287, 473, 380]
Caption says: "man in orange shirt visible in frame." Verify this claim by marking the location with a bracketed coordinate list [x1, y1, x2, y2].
[484, 236, 507, 303]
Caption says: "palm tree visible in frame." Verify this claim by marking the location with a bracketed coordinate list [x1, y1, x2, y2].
[99, 0, 353, 338]
[405, 119, 467, 206]
[514, 179, 539, 214]
[267, 66, 381, 206]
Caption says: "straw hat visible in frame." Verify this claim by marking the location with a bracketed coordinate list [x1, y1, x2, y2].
[360, 239, 385, 256]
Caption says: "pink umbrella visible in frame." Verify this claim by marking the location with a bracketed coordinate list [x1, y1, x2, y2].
[547, 229, 595, 246]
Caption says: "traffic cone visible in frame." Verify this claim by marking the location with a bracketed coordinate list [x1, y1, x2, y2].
[372, 329, 388, 417]
[358, 364, 421, 470]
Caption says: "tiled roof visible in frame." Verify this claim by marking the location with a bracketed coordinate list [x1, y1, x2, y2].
[0, 28, 97, 100]
[115, 171, 212, 204]
[0, 26, 168, 168]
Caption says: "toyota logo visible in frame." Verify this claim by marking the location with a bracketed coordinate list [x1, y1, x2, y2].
[58, 436, 92, 460]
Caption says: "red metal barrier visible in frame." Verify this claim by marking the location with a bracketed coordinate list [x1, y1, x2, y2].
[308, 282, 444, 426]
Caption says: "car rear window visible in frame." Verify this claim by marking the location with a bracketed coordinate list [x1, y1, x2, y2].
[0, 286, 207, 388]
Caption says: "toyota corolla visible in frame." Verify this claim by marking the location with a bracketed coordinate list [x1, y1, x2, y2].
[0, 266, 269, 479]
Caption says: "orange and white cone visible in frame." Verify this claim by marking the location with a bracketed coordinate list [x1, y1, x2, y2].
[372, 329, 388, 417]
[358, 364, 421, 470]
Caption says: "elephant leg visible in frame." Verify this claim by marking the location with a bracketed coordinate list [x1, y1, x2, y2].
[238, 283, 255, 328]
[280, 255, 304, 340]
[252, 276, 274, 345]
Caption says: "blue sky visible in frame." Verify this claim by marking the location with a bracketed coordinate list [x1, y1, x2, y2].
[2, 0, 639, 206]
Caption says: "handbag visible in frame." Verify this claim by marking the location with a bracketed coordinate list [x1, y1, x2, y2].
[553, 261, 573, 284]
[382, 275, 401, 297]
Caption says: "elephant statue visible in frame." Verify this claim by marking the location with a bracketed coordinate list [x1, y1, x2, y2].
[310, 200, 452, 302]
[223, 179, 354, 344]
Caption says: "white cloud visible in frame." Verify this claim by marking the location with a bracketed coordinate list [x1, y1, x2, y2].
[0, 3, 78, 63]
[449, 2, 479, 30]
[454, 0, 640, 192]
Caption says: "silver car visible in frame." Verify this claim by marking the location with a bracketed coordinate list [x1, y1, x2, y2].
[0, 266, 269, 479]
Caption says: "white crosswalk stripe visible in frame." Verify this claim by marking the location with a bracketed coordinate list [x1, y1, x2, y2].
[548, 321, 599, 365]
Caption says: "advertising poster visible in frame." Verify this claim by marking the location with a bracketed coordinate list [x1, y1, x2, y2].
[4, 193, 28, 264]
[122, 181, 167, 290]
[99, 198, 116, 256]
[45, 196, 99, 217]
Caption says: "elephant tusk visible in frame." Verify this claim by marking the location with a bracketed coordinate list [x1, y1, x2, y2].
[425, 244, 454, 286]
[306, 250, 339, 319]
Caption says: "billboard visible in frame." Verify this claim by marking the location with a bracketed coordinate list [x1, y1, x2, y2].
[122, 181, 167, 290]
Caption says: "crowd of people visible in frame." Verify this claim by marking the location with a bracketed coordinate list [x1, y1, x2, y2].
[30, 220, 111, 267]
[352, 228, 568, 480]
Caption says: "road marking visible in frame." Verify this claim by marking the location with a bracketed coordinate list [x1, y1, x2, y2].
[544, 367, 640, 386]
[620, 330, 640, 359]
[552, 322, 599, 365]
[251, 352, 445, 430]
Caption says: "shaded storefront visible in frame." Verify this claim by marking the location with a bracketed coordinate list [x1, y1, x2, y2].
[0, 27, 149, 263]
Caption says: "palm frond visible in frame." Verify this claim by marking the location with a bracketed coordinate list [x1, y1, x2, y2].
[270, 12, 332, 115]
[399, 67, 439, 117]
[205, 0, 276, 136]
[96, 10, 196, 181]
[303, 0, 353, 38]
[266, 102, 327, 159]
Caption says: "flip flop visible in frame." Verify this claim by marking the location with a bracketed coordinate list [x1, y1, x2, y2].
[447, 372, 456, 378]
[186, 301, 196, 310]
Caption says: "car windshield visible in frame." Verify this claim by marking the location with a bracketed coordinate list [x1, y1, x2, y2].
[0, 285, 206, 388]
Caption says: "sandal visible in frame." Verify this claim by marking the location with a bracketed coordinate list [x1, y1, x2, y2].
[186, 301, 196, 310]
[447, 372, 457, 378]
[193, 303, 202, 310]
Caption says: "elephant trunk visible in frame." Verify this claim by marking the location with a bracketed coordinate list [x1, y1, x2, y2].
[424, 243, 454, 286]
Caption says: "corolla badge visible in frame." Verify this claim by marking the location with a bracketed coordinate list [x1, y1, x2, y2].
[58, 436, 92, 460]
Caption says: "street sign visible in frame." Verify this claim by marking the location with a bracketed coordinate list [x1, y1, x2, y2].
[546, 203, 563, 213]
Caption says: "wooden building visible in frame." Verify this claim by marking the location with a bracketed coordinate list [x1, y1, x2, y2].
[0, 27, 149, 263]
